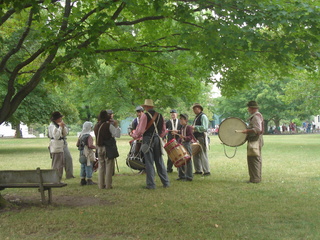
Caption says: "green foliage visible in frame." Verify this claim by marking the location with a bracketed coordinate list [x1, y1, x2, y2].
[1, 0, 320, 126]
[213, 75, 312, 127]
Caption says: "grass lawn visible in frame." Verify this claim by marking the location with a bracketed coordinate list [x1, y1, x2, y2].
[0, 134, 319, 239]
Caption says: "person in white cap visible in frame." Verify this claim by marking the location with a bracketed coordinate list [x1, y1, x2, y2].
[132, 99, 170, 189]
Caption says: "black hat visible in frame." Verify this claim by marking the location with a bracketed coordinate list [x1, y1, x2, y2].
[107, 109, 113, 114]
[170, 109, 177, 113]
[180, 113, 188, 120]
[51, 111, 63, 121]
[247, 101, 259, 109]
[135, 106, 144, 112]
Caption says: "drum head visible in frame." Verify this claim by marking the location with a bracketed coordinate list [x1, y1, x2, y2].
[218, 117, 247, 147]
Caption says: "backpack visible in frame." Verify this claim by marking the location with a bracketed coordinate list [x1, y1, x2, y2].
[78, 134, 90, 164]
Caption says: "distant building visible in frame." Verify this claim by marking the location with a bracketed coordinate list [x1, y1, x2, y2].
[313, 115, 320, 131]
[0, 122, 36, 138]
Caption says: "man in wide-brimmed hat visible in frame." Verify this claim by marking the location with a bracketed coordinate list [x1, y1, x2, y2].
[192, 103, 210, 176]
[240, 101, 264, 183]
[132, 99, 170, 189]
[48, 111, 69, 181]
[165, 109, 182, 173]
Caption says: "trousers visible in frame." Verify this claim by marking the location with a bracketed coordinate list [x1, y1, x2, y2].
[143, 135, 170, 189]
[193, 136, 210, 173]
[97, 146, 115, 189]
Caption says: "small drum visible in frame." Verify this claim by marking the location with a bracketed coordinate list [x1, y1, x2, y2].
[218, 117, 247, 147]
[164, 139, 191, 168]
[191, 142, 201, 156]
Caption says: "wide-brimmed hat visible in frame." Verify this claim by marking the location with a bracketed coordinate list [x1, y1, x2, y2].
[180, 113, 188, 120]
[170, 109, 177, 113]
[192, 103, 203, 111]
[135, 106, 144, 112]
[51, 111, 63, 121]
[247, 101, 259, 109]
[142, 99, 155, 107]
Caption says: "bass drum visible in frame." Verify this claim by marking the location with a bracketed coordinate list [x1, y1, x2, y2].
[218, 117, 247, 147]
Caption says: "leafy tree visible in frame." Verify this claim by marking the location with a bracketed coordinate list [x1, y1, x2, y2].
[1, 0, 320, 125]
[213, 77, 311, 133]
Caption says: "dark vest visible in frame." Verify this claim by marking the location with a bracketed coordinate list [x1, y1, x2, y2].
[166, 119, 182, 140]
[193, 112, 205, 138]
[94, 121, 112, 146]
[144, 110, 163, 136]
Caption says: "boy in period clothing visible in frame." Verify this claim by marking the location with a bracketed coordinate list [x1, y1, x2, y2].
[172, 114, 195, 181]
[166, 109, 182, 173]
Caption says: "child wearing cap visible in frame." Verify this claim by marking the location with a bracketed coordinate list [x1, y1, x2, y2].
[172, 113, 196, 181]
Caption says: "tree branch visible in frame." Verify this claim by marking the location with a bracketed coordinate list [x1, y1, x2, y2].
[0, 0, 60, 27]
[115, 16, 165, 26]
[0, 10, 33, 72]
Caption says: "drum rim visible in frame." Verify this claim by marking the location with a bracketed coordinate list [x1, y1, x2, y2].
[218, 117, 247, 147]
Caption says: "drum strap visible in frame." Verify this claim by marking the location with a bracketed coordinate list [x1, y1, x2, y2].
[145, 112, 159, 131]
[222, 144, 238, 159]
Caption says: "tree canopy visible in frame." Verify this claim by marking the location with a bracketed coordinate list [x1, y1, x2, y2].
[1, 0, 319, 125]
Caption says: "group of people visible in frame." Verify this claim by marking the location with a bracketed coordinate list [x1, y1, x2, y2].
[48, 99, 264, 190]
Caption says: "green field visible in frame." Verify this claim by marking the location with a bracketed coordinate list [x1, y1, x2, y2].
[0, 134, 319, 239]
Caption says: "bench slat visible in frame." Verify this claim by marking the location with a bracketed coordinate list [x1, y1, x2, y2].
[0, 169, 61, 184]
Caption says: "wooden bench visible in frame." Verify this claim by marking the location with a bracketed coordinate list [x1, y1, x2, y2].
[0, 168, 67, 204]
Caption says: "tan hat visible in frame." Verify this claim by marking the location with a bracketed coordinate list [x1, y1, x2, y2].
[192, 103, 203, 111]
[142, 99, 155, 107]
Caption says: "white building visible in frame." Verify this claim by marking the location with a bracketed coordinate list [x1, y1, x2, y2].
[314, 115, 320, 131]
[0, 122, 36, 138]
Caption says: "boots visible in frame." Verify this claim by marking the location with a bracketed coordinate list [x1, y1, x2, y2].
[87, 179, 97, 185]
[80, 178, 87, 186]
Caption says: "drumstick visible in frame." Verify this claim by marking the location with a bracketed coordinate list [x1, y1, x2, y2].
[235, 130, 243, 133]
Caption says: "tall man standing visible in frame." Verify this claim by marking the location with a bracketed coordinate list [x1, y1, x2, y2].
[132, 99, 170, 189]
[241, 101, 264, 183]
[192, 103, 210, 176]
[166, 109, 182, 173]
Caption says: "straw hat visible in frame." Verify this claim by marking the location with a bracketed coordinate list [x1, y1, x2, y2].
[142, 99, 155, 107]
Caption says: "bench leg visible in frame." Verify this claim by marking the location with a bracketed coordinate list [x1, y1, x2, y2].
[48, 188, 52, 204]
[39, 188, 46, 204]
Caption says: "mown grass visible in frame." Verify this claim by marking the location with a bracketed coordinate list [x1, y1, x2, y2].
[0, 134, 319, 240]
